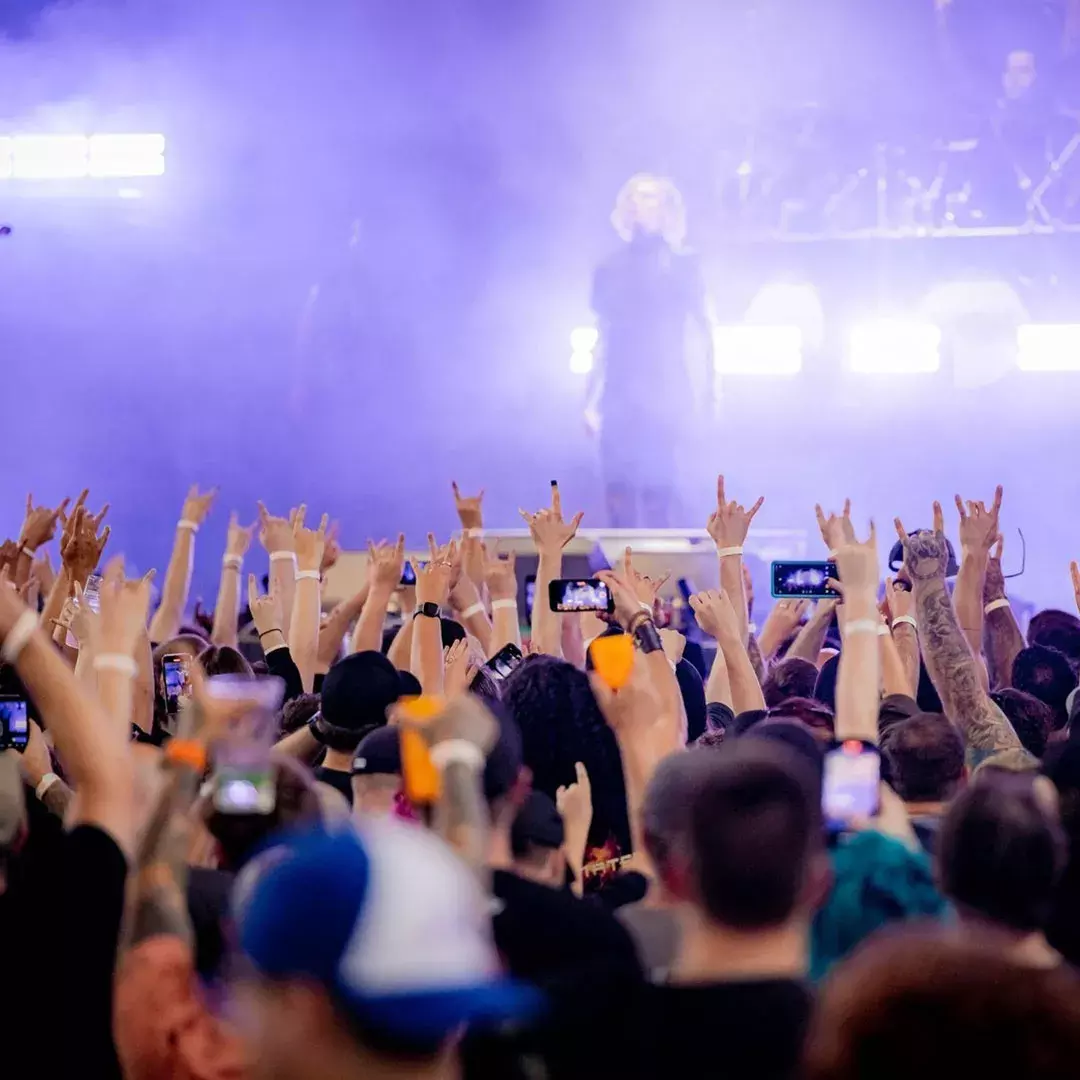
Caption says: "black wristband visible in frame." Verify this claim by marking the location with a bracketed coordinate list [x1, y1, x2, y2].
[634, 618, 663, 655]
[258, 628, 282, 639]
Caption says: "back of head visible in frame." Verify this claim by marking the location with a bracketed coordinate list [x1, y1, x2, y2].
[641, 748, 718, 879]
[1028, 608, 1080, 666]
[991, 688, 1054, 759]
[199, 644, 255, 679]
[766, 696, 834, 741]
[937, 770, 1066, 933]
[763, 657, 819, 708]
[805, 930, 1080, 1080]
[1012, 645, 1075, 730]
[277, 693, 321, 739]
[881, 712, 964, 804]
[318, 651, 403, 752]
[687, 738, 821, 930]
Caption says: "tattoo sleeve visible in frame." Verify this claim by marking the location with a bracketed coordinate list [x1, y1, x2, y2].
[915, 580, 1026, 768]
[891, 623, 921, 697]
[746, 633, 766, 686]
[983, 605, 1025, 691]
[432, 761, 490, 879]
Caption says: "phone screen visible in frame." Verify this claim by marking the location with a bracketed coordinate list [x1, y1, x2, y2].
[400, 561, 417, 586]
[0, 697, 29, 753]
[549, 579, 613, 613]
[66, 570, 103, 649]
[771, 561, 839, 599]
[212, 765, 276, 815]
[823, 739, 881, 831]
[524, 575, 536, 622]
[162, 654, 194, 715]
[484, 643, 523, 681]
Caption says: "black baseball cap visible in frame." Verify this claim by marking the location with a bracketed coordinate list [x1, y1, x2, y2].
[510, 791, 564, 855]
[321, 651, 403, 733]
[351, 726, 403, 777]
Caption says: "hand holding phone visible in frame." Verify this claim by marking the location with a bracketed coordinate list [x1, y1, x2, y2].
[0, 697, 29, 753]
[483, 643, 523, 681]
[162, 653, 194, 715]
[771, 561, 839, 600]
[548, 579, 614, 614]
[823, 739, 881, 832]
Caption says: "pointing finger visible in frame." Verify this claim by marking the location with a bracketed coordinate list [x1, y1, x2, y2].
[933, 501, 944, 535]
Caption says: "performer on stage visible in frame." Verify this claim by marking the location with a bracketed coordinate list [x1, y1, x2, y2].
[585, 174, 715, 528]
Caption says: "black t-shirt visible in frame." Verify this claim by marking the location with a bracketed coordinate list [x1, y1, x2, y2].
[0, 824, 128, 1079]
[314, 765, 354, 805]
[627, 979, 813, 1079]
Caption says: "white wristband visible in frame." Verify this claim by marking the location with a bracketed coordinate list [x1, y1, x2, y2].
[429, 738, 485, 772]
[19, 544, 35, 560]
[715, 546, 744, 558]
[93, 653, 138, 677]
[877, 622, 890, 636]
[460, 603, 486, 620]
[222, 555, 243, 570]
[177, 519, 199, 533]
[985, 598, 1011, 615]
[36, 773, 60, 801]
[1, 610, 38, 664]
[464, 528, 484, 539]
[269, 551, 297, 563]
[295, 569, 321, 581]
[844, 618, 881, 639]
[491, 599, 517, 611]
[892, 615, 917, 630]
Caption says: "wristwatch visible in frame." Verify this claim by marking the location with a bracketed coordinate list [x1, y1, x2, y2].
[414, 602, 441, 620]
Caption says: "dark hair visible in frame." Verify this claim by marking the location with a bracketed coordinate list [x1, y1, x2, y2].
[766, 696, 834, 740]
[440, 618, 466, 649]
[198, 645, 255, 679]
[1028, 609, 1080, 665]
[642, 749, 717, 873]
[688, 738, 821, 930]
[937, 772, 1066, 933]
[1012, 646, 1075, 730]
[763, 657, 819, 708]
[805, 930, 1080, 1080]
[882, 713, 965, 803]
[991, 688, 1054, 759]
[207, 757, 323, 872]
[277, 693, 321, 738]
[503, 654, 630, 855]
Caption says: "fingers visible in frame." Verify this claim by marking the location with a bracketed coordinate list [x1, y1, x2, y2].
[142, 568, 157, 584]
[428, 533, 440, 562]
[73, 488, 89, 513]
[622, 545, 634, 577]
[97, 524, 112, 550]
[716, 474, 726, 507]
[894, 517, 908, 543]
[229, 510, 238, 531]
[452, 480, 461, 500]
[550, 480, 562, 517]
[814, 504, 827, 533]
[933, 501, 944, 535]
[843, 498, 851, 519]
[994, 535, 1004, 561]
[316, 513, 329, 539]
[257, 500, 270, 526]
[395, 533, 406, 559]
[93, 503, 110, 529]
[25, 492, 32, 516]
[654, 570, 672, 592]
[954, 494, 967, 521]
[574, 760, 589, 787]
[865, 519, 877, 547]
[991, 484, 1003, 518]
[747, 495, 765, 520]
[1072, 561, 1080, 597]
[518, 508, 533, 527]
[825, 577, 844, 597]
[247, 573, 260, 608]
[292, 504, 308, 533]
[569, 510, 584, 533]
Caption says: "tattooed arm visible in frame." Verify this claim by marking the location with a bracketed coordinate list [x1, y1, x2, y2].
[898, 508, 1027, 769]
[983, 537, 1024, 690]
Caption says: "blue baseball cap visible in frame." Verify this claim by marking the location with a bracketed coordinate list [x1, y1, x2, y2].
[235, 820, 539, 1042]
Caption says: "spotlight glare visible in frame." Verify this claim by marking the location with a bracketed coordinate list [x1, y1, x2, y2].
[569, 350, 594, 375]
[713, 325, 802, 376]
[12, 135, 88, 179]
[849, 320, 941, 373]
[1017, 324, 1080, 371]
[569, 326, 599, 352]
[88, 133, 166, 177]
[0, 133, 166, 180]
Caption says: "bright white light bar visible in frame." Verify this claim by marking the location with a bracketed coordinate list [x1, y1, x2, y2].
[0, 133, 165, 180]
[569, 326, 598, 374]
[713, 325, 802, 376]
[849, 320, 940, 374]
[569, 350, 594, 374]
[1017, 324, 1080, 371]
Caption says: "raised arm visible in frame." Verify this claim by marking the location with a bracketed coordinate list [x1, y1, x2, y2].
[352, 535, 405, 655]
[256, 501, 299, 642]
[883, 576, 921, 696]
[983, 536, 1025, 690]
[317, 582, 368, 675]
[520, 482, 584, 659]
[14, 493, 67, 590]
[411, 535, 456, 694]
[690, 589, 766, 715]
[786, 599, 837, 666]
[952, 486, 1003, 657]
[211, 513, 255, 648]
[452, 482, 487, 590]
[148, 486, 215, 642]
[896, 505, 1027, 769]
[482, 546, 522, 657]
[757, 599, 810, 663]
[706, 474, 764, 647]
[288, 510, 328, 692]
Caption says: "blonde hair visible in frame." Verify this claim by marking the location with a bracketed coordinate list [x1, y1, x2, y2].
[610, 173, 687, 247]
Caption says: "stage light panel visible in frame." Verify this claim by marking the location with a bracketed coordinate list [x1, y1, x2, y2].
[713, 325, 802, 375]
[1017, 324, 1080, 371]
[848, 320, 940, 373]
[0, 133, 166, 180]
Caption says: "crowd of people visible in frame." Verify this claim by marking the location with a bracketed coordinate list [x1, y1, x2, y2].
[3, 476, 1080, 1079]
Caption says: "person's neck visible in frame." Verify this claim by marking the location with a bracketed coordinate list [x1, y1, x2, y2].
[904, 800, 947, 816]
[672, 910, 809, 984]
[323, 748, 354, 772]
[297, 1042, 457, 1080]
[957, 915, 1061, 968]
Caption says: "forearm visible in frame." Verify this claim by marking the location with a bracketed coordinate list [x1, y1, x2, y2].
[352, 585, 392, 654]
[984, 606, 1025, 690]
[288, 577, 321, 693]
[411, 612, 444, 694]
[718, 632, 766, 714]
[269, 558, 297, 643]
[317, 590, 368, 675]
[489, 602, 522, 657]
[915, 579, 1024, 765]
[704, 649, 733, 709]
[954, 552, 988, 655]
[718, 553, 749, 646]
[643, 649, 686, 747]
[561, 615, 586, 671]
[274, 724, 322, 762]
[891, 624, 921, 696]
[210, 565, 242, 647]
[458, 608, 493, 655]
[880, 628, 912, 698]
[131, 630, 154, 734]
[532, 553, 563, 657]
[431, 760, 490, 879]
[148, 527, 194, 642]
[834, 592, 880, 742]
[616, 736, 657, 880]
[13, 548, 32, 589]
[787, 608, 834, 666]
[386, 619, 415, 671]
[40, 566, 72, 631]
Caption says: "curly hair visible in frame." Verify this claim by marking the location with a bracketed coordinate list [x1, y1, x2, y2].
[502, 654, 630, 856]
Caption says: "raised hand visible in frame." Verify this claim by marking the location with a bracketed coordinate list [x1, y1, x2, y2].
[482, 544, 517, 602]
[225, 512, 257, 560]
[985, 536, 1007, 603]
[831, 519, 879, 597]
[452, 482, 485, 531]
[815, 499, 856, 553]
[689, 588, 742, 643]
[417, 534, 456, 608]
[1070, 559, 1080, 617]
[597, 562, 650, 630]
[320, 520, 342, 575]
[181, 484, 218, 527]
[96, 556, 152, 657]
[520, 482, 584, 558]
[247, 573, 283, 638]
[620, 546, 670, 610]
[367, 534, 406, 592]
[293, 507, 330, 573]
[61, 502, 111, 586]
[883, 576, 915, 622]
[18, 493, 68, 554]
[894, 502, 949, 585]
[68, 578, 101, 648]
[758, 597, 810, 647]
[443, 638, 477, 698]
[556, 761, 593, 833]
[256, 501, 297, 554]
[57, 488, 89, 552]
[955, 485, 1003, 557]
[706, 475, 764, 550]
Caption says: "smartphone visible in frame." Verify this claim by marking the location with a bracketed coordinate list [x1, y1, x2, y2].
[524, 575, 536, 622]
[162, 653, 194, 715]
[66, 570, 103, 648]
[823, 739, 881, 831]
[400, 560, 417, 586]
[548, 578, 614, 614]
[484, 642, 523, 682]
[212, 764, 276, 815]
[771, 561, 839, 599]
[0, 696, 29, 753]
